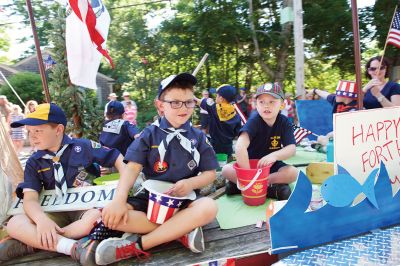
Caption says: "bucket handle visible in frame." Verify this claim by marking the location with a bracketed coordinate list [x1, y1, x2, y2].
[236, 168, 263, 191]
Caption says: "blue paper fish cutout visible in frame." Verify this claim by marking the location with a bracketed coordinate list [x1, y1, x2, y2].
[321, 168, 379, 208]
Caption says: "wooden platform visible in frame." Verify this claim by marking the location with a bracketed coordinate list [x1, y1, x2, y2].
[4, 219, 275, 266]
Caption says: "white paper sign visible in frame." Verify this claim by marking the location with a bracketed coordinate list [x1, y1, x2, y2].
[7, 185, 117, 216]
[334, 107, 400, 195]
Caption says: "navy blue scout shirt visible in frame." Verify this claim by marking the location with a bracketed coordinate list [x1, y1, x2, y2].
[125, 117, 218, 183]
[326, 95, 357, 113]
[99, 119, 139, 156]
[16, 135, 120, 198]
[200, 98, 241, 154]
[364, 81, 400, 109]
[240, 112, 295, 159]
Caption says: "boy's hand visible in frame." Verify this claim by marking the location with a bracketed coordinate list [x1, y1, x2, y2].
[102, 199, 129, 230]
[165, 179, 193, 197]
[258, 155, 276, 168]
[36, 215, 65, 250]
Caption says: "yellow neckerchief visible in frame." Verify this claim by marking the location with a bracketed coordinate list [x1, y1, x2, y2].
[216, 102, 236, 121]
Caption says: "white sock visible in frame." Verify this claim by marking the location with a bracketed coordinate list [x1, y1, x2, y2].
[56, 237, 77, 255]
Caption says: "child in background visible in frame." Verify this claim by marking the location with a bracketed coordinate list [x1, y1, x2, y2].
[10, 104, 25, 155]
[95, 73, 218, 265]
[24, 100, 39, 152]
[0, 103, 124, 265]
[222, 83, 298, 200]
[100, 101, 139, 156]
[197, 84, 242, 159]
[199, 90, 210, 135]
[124, 101, 138, 126]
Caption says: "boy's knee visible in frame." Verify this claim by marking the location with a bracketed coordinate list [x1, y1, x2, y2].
[7, 214, 29, 234]
[287, 166, 299, 183]
[221, 164, 236, 182]
[196, 198, 218, 220]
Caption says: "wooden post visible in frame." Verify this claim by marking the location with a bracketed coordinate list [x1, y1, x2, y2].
[26, 0, 51, 103]
[350, 0, 363, 110]
[293, 0, 305, 97]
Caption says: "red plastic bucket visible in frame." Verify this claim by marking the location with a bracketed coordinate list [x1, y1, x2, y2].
[233, 159, 271, 206]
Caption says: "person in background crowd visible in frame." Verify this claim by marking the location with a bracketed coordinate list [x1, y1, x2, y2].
[124, 101, 138, 125]
[121, 91, 138, 109]
[104, 93, 118, 118]
[236, 88, 249, 118]
[281, 92, 295, 123]
[10, 104, 25, 155]
[362, 55, 400, 109]
[24, 100, 38, 116]
[199, 90, 210, 135]
[0, 95, 12, 126]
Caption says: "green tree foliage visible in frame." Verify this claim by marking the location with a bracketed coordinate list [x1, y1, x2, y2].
[0, 72, 44, 106]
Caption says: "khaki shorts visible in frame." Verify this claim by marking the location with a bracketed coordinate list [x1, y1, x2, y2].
[46, 210, 87, 228]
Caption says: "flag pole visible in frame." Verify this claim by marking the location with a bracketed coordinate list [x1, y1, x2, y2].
[377, 4, 399, 72]
[350, 0, 363, 110]
[25, 0, 51, 103]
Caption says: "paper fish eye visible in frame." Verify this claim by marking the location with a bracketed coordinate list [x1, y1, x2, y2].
[324, 184, 327, 186]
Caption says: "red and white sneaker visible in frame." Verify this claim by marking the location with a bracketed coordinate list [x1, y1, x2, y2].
[95, 233, 149, 265]
[178, 227, 205, 253]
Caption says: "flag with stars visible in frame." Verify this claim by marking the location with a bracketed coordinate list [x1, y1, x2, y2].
[43, 55, 56, 71]
[147, 192, 183, 224]
[292, 124, 313, 144]
[387, 9, 400, 48]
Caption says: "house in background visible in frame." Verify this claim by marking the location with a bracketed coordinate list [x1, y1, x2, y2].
[0, 51, 115, 106]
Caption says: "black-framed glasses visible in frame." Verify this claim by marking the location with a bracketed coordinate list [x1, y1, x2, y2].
[368, 66, 386, 72]
[162, 100, 196, 109]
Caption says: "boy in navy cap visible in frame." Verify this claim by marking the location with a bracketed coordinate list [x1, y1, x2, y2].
[95, 73, 218, 265]
[222, 83, 298, 200]
[0, 103, 124, 265]
[196, 84, 241, 159]
[100, 101, 139, 156]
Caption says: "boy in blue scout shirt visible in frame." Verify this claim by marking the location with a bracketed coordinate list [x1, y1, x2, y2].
[221, 83, 298, 200]
[0, 103, 124, 265]
[99, 100, 139, 156]
[95, 73, 219, 265]
[197, 84, 241, 159]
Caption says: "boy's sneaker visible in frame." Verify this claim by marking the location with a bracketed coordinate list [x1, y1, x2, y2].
[225, 181, 241, 195]
[177, 227, 205, 253]
[70, 237, 99, 266]
[0, 237, 35, 261]
[95, 233, 149, 265]
[267, 184, 292, 200]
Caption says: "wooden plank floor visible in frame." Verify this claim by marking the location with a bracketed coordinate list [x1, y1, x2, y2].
[4, 220, 272, 266]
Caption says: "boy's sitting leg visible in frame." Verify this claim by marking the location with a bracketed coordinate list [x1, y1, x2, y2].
[95, 197, 218, 265]
[2, 209, 102, 265]
[266, 164, 298, 200]
[221, 164, 241, 195]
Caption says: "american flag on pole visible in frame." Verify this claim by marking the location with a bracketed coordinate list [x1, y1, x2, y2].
[43, 55, 56, 70]
[387, 9, 400, 48]
[66, 0, 113, 89]
[147, 192, 183, 224]
[292, 124, 313, 144]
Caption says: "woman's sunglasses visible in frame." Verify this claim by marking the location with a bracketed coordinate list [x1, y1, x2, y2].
[368, 66, 386, 72]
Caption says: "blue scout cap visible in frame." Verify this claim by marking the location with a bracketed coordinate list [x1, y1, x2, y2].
[217, 84, 237, 102]
[158, 73, 197, 98]
[10, 103, 67, 128]
[107, 101, 125, 115]
[255, 83, 284, 100]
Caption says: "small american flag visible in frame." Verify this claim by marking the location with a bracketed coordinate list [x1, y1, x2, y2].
[387, 9, 400, 48]
[43, 55, 56, 70]
[292, 124, 313, 144]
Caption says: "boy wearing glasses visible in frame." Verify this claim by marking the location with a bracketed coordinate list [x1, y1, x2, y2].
[221, 83, 298, 200]
[95, 73, 218, 265]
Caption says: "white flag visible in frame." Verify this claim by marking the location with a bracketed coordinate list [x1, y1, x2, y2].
[66, 0, 113, 89]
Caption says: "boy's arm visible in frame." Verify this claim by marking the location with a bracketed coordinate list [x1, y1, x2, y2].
[23, 191, 64, 249]
[235, 132, 251, 169]
[102, 161, 142, 229]
[258, 144, 296, 167]
[113, 154, 125, 172]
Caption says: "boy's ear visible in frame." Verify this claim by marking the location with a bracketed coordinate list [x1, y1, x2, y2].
[56, 124, 65, 136]
[280, 101, 285, 110]
[155, 99, 164, 111]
